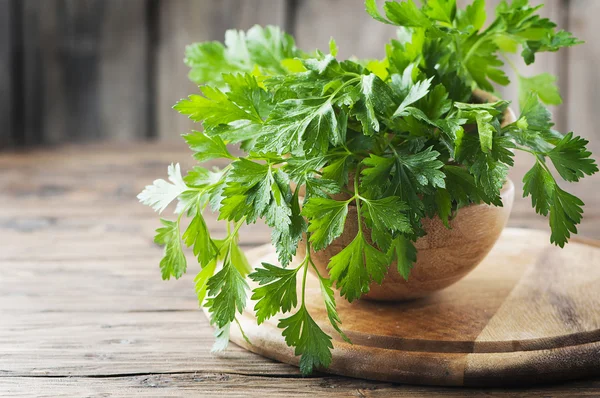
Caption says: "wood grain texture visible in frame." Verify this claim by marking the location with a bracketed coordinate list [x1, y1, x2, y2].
[0, 0, 12, 148]
[232, 229, 600, 386]
[0, 143, 599, 396]
[293, 0, 397, 60]
[14, 0, 149, 145]
[566, 0, 600, 154]
[4, 374, 600, 398]
[156, 0, 287, 140]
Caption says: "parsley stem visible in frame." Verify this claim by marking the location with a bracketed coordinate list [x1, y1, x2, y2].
[231, 217, 246, 238]
[301, 242, 310, 305]
[513, 146, 538, 156]
[501, 53, 520, 77]
[354, 169, 363, 235]
[514, 146, 558, 183]
[329, 77, 361, 100]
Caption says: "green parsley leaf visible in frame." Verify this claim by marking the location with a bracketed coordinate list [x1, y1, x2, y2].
[475, 111, 494, 153]
[315, 271, 350, 343]
[384, 0, 433, 28]
[547, 132, 598, 182]
[246, 25, 301, 74]
[365, 0, 391, 24]
[519, 94, 553, 131]
[424, 0, 456, 24]
[153, 219, 187, 280]
[256, 97, 340, 155]
[522, 30, 583, 65]
[353, 74, 396, 135]
[523, 161, 554, 216]
[388, 235, 417, 281]
[361, 196, 412, 251]
[519, 73, 562, 107]
[463, 0, 486, 31]
[138, 163, 187, 214]
[523, 161, 586, 247]
[195, 259, 217, 305]
[322, 153, 352, 187]
[395, 146, 446, 189]
[267, 171, 306, 266]
[393, 77, 433, 117]
[185, 41, 249, 88]
[183, 131, 234, 162]
[278, 305, 333, 374]
[182, 212, 216, 267]
[174, 86, 260, 127]
[185, 26, 303, 87]
[361, 154, 395, 196]
[249, 262, 299, 324]
[205, 249, 249, 328]
[328, 232, 389, 302]
[220, 159, 272, 222]
[549, 186, 584, 247]
[302, 197, 349, 250]
[223, 73, 273, 120]
[434, 188, 453, 228]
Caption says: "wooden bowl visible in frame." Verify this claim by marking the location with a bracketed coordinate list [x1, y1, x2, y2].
[298, 91, 516, 301]
[298, 179, 515, 301]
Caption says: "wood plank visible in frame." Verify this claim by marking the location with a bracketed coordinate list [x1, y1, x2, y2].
[1, 143, 600, 395]
[0, 0, 12, 148]
[3, 374, 600, 398]
[18, 0, 149, 145]
[156, 0, 287, 140]
[0, 311, 298, 377]
[230, 230, 600, 386]
[97, 0, 150, 141]
[566, 0, 600, 154]
[293, 0, 397, 60]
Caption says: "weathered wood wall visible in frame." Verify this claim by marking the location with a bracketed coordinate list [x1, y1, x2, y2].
[0, 0, 595, 151]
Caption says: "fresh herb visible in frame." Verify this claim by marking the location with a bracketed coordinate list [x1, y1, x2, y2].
[139, 0, 597, 374]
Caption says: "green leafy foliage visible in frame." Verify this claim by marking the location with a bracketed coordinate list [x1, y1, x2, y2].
[205, 239, 250, 328]
[182, 213, 216, 267]
[249, 262, 299, 324]
[140, 0, 596, 377]
[185, 26, 305, 87]
[361, 196, 412, 251]
[315, 269, 350, 343]
[278, 305, 333, 374]
[183, 131, 234, 163]
[137, 163, 187, 214]
[301, 198, 349, 250]
[548, 133, 598, 182]
[388, 235, 417, 280]
[153, 219, 187, 280]
[519, 73, 562, 107]
[328, 232, 389, 302]
[523, 162, 585, 247]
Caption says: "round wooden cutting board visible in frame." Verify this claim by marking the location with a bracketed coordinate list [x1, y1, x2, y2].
[217, 228, 600, 386]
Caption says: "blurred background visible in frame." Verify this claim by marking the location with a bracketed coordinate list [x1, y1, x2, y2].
[2, 0, 598, 149]
[0, 0, 598, 236]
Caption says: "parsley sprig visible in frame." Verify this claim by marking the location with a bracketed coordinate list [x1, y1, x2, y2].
[139, 0, 597, 374]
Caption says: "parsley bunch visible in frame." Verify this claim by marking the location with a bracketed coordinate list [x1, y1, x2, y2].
[139, 0, 597, 374]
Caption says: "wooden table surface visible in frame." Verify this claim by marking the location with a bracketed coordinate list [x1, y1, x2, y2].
[1, 142, 600, 397]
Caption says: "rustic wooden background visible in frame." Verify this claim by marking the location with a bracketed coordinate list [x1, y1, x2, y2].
[1, 0, 598, 154]
[2, 1, 600, 395]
